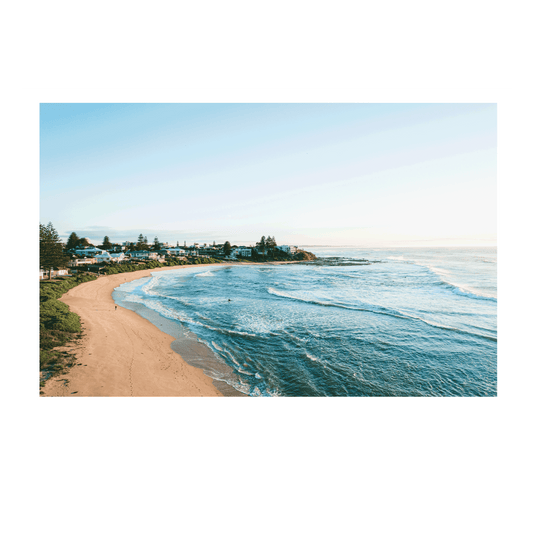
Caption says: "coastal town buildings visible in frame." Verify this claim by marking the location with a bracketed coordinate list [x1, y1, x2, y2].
[94, 252, 126, 263]
[74, 246, 105, 257]
[230, 247, 253, 259]
[276, 245, 298, 254]
[67, 257, 97, 267]
[41, 237, 301, 279]
[39, 269, 69, 279]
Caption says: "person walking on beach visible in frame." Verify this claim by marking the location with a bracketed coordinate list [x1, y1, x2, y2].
[115, 305, 117, 311]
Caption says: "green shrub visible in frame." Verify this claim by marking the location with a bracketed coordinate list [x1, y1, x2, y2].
[39, 274, 96, 384]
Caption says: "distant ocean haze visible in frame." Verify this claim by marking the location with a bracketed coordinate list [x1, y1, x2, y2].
[113, 247, 497, 396]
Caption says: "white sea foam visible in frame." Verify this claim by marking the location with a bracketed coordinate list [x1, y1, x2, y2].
[237, 313, 284, 335]
[125, 294, 195, 324]
[430, 270, 496, 301]
[304, 351, 319, 362]
[444, 281, 496, 301]
[126, 291, 260, 338]
[195, 271, 215, 277]
[209, 374, 251, 396]
[267, 286, 496, 341]
[141, 275, 160, 295]
[413, 261, 497, 301]
[116, 276, 153, 293]
[161, 294, 192, 305]
[426, 265, 451, 277]
[285, 331, 310, 344]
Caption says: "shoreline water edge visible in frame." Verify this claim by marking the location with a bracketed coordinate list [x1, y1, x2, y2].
[40, 261, 298, 397]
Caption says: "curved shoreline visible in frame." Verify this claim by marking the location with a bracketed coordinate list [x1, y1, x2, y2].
[41, 263, 228, 397]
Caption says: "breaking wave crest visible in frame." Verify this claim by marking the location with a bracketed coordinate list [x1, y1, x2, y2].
[195, 271, 215, 277]
[391, 260, 497, 302]
[437, 278, 496, 301]
[267, 287, 496, 341]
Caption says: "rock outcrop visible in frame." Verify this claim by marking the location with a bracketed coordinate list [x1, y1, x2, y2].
[292, 250, 317, 261]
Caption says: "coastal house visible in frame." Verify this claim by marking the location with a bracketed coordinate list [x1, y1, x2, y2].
[198, 247, 218, 257]
[162, 248, 187, 257]
[94, 252, 126, 263]
[74, 246, 104, 257]
[276, 245, 298, 254]
[40, 269, 69, 279]
[126, 251, 162, 261]
[236, 247, 253, 257]
[68, 257, 97, 267]
[227, 247, 253, 259]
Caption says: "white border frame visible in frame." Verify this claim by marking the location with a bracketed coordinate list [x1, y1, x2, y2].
[17, 84, 518, 418]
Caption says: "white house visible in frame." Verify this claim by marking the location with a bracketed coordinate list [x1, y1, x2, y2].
[236, 247, 252, 257]
[162, 248, 187, 256]
[94, 252, 126, 263]
[127, 251, 162, 261]
[40, 269, 69, 279]
[75, 246, 104, 257]
[94, 252, 112, 263]
[228, 247, 253, 259]
[68, 257, 96, 267]
[277, 245, 298, 254]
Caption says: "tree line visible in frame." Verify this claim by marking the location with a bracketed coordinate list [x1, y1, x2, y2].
[256, 235, 277, 253]
[65, 231, 164, 252]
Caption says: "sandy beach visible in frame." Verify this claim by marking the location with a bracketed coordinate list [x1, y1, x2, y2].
[41, 263, 228, 397]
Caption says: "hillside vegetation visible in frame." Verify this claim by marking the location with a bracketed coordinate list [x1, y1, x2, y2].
[101, 256, 222, 275]
[39, 274, 96, 388]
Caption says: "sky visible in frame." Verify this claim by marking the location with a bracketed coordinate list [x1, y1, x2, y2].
[40, 103, 496, 247]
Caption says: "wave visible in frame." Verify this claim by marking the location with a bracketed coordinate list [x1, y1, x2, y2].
[116, 276, 157, 294]
[124, 292, 259, 339]
[195, 271, 215, 277]
[437, 278, 497, 302]
[418, 264, 497, 301]
[426, 265, 451, 277]
[237, 314, 284, 335]
[407, 261, 497, 302]
[382, 257, 496, 302]
[140, 276, 160, 296]
[209, 372, 252, 396]
[157, 294, 193, 306]
[315, 258, 376, 267]
[267, 287, 496, 342]
[304, 351, 320, 362]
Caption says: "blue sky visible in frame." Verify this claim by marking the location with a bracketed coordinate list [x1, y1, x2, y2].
[40, 103, 496, 246]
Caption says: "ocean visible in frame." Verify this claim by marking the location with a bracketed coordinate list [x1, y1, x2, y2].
[112, 247, 497, 397]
